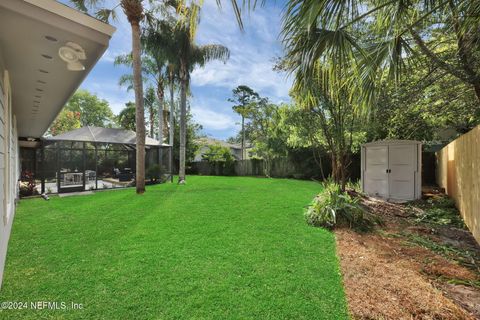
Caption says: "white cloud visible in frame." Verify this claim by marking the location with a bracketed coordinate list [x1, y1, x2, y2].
[81, 81, 134, 114]
[191, 105, 237, 131]
[75, 0, 291, 139]
[188, 1, 292, 137]
[191, 1, 291, 101]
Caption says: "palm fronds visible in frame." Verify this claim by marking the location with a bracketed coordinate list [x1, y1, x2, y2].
[282, 0, 480, 109]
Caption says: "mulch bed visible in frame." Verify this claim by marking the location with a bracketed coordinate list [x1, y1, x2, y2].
[336, 189, 480, 319]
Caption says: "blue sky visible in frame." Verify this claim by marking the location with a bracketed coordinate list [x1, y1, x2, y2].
[75, 1, 292, 140]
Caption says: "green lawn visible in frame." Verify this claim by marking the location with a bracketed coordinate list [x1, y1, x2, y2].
[0, 176, 348, 319]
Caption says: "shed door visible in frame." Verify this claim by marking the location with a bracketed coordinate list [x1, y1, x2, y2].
[364, 146, 389, 198]
[388, 144, 415, 200]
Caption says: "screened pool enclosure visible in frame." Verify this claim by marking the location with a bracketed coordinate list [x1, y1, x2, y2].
[26, 127, 172, 194]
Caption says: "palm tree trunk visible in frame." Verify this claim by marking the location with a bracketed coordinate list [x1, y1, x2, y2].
[178, 66, 187, 184]
[149, 106, 155, 138]
[241, 115, 245, 160]
[122, 0, 145, 194]
[169, 76, 175, 182]
[157, 84, 164, 171]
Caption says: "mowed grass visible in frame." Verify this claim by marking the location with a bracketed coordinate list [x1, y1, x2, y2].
[0, 176, 348, 319]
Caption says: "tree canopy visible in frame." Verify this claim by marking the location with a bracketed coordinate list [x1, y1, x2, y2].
[201, 144, 235, 162]
[117, 102, 137, 132]
[282, 0, 480, 110]
[48, 110, 81, 136]
[64, 90, 115, 128]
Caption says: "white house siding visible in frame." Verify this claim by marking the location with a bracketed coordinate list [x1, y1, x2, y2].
[0, 53, 19, 288]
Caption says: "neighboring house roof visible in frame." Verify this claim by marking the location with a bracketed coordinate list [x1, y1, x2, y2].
[45, 126, 169, 147]
[0, 0, 115, 138]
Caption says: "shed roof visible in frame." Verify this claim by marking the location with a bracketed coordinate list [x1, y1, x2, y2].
[362, 139, 422, 147]
[45, 126, 169, 146]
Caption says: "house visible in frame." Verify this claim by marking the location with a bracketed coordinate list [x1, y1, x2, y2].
[0, 0, 115, 287]
[194, 137, 253, 161]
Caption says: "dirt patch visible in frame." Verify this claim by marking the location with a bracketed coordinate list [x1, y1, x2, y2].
[335, 191, 480, 319]
[441, 284, 480, 317]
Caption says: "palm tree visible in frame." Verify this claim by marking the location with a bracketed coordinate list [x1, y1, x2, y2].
[70, 0, 147, 193]
[143, 86, 158, 138]
[167, 64, 178, 181]
[117, 102, 137, 131]
[145, 7, 230, 184]
[175, 8, 230, 184]
[282, 0, 480, 108]
[115, 56, 159, 138]
[138, 17, 180, 181]
[142, 17, 180, 175]
[69, 0, 254, 190]
[120, 0, 147, 193]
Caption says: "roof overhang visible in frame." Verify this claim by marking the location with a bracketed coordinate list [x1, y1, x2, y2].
[0, 0, 115, 138]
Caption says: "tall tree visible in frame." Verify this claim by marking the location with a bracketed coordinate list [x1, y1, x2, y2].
[142, 16, 181, 179]
[245, 98, 288, 177]
[171, 99, 203, 167]
[290, 64, 365, 191]
[144, 86, 158, 137]
[69, 0, 147, 193]
[65, 90, 115, 127]
[158, 1, 230, 184]
[116, 54, 165, 139]
[228, 85, 259, 160]
[117, 102, 137, 131]
[69, 0, 252, 190]
[367, 54, 480, 142]
[122, 0, 146, 193]
[48, 110, 82, 136]
[167, 64, 178, 179]
[142, 17, 177, 146]
[282, 0, 480, 110]
[177, 45, 229, 184]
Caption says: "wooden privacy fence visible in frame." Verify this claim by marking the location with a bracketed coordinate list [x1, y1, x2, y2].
[436, 125, 480, 243]
[189, 155, 362, 180]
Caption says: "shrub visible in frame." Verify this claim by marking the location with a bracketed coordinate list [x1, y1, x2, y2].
[201, 144, 235, 162]
[346, 180, 362, 193]
[305, 180, 377, 232]
[146, 164, 163, 183]
[19, 170, 38, 197]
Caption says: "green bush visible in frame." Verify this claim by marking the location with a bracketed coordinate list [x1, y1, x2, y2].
[146, 164, 163, 183]
[19, 170, 38, 197]
[201, 144, 235, 162]
[305, 180, 377, 232]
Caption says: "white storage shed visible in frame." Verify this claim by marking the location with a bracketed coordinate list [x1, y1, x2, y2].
[361, 140, 422, 201]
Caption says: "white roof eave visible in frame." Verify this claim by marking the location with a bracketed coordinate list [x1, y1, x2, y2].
[25, 0, 115, 37]
[0, 0, 116, 138]
[362, 139, 422, 147]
